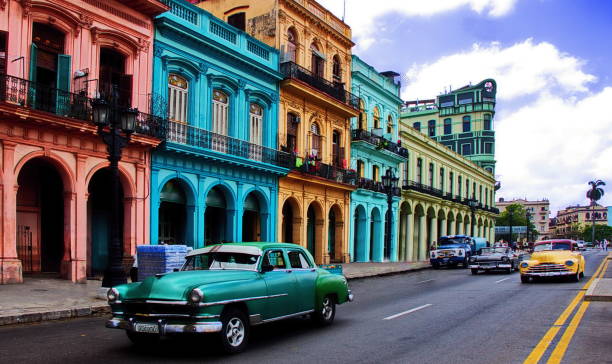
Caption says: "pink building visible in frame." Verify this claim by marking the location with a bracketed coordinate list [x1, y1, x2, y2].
[0, 0, 168, 284]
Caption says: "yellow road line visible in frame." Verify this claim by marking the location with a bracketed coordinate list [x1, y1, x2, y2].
[546, 301, 590, 364]
[522, 255, 608, 364]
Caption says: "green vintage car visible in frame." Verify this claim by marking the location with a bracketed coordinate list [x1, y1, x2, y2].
[106, 242, 353, 353]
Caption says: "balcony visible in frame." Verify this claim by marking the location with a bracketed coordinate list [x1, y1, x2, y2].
[166, 121, 293, 169]
[292, 156, 356, 185]
[356, 177, 401, 196]
[351, 129, 408, 159]
[402, 181, 444, 198]
[0, 74, 165, 139]
[280, 61, 360, 111]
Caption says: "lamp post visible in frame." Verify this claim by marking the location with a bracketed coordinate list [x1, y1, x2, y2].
[467, 198, 478, 237]
[91, 88, 138, 288]
[382, 169, 399, 261]
[525, 210, 532, 244]
[508, 210, 514, 244]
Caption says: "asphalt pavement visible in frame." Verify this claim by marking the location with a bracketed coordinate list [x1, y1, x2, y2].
[0, 249, 609, 364]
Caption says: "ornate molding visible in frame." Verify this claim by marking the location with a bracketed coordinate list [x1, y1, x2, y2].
[0, 0, 7, 11]
[19, 0, 32, 17]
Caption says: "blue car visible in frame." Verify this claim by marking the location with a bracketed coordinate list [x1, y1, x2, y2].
[430, 235, 487, 269]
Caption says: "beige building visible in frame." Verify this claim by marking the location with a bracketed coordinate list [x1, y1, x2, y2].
[549, 204, 608, 239]
[198, 0, 359, 264]
[496, 198, 551, 239]
[397, 122, 498, 262]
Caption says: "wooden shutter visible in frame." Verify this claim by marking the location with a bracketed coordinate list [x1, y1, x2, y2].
[29, 43, 38, 82]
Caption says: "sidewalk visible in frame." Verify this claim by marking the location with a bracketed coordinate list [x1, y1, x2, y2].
[0, 261, 431, 326]
[585, 251, 612, 302]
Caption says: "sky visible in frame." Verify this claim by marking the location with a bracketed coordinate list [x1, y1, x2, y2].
[318, 0, 612, 216]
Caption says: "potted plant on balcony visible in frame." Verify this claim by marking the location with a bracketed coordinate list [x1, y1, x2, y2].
[376, 139, 389, 150]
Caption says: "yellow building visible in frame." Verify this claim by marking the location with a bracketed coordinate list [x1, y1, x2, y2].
[397, 123, 498, 262]
[198, 0, 359, 263]
[550, 204, 608, 239]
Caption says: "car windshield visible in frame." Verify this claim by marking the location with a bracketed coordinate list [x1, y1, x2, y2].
[181, 252, 260, 271]
[480, 247, 508, 255]
[439, 237, 467, 245]
[534, 242, 572, 252]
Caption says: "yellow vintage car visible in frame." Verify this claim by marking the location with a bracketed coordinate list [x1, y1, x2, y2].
[519, 239, 585, 283]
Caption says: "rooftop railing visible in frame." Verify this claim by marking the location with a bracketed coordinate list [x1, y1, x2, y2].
[280, 61, 360, 110]
[351, 129, 408, 158]
[0, 74, 165, 139]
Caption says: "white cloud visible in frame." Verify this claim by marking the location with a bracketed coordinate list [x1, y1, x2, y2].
[399, 39, 612, 214]
[317, 0, 519, 50]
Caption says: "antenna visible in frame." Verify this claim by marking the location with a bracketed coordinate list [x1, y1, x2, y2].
[343, 0, 346, 21]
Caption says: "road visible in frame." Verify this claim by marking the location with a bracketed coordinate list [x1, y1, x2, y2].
[0, 249, 610, 364]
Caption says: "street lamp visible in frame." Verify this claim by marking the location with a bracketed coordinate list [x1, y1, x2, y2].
[92, 88, 138, 288]
[525, 210, 532, 243]
[382, 169, 399, 261]
[467, 198, 478, 237]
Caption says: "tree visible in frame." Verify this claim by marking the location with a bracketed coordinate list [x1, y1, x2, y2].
[586, 180, 606, 243]
[579, 224, 612, 242]
[495, 203, 537, 241]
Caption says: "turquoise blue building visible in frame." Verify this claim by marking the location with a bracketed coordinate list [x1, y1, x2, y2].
[150, 1, 289, 248]
[349, 55, 407, 262]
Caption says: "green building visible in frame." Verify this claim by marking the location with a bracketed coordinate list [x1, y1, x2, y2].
[400, 79, 497, 174]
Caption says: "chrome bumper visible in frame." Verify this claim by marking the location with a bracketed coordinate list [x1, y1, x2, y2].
[347, 290, 354, 302]
[106, 318, 222, 334]
[522, 271, 574, 277]
[469, 263, 512, 269]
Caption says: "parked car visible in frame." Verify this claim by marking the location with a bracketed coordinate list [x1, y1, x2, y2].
[585, 241, 594, 248]
[468, 247, 522, 274]
[430, 235, 488, 268]
[519, 239, 585, 283]
[106, 242, 353, 353]
[576, 240, 586, 250]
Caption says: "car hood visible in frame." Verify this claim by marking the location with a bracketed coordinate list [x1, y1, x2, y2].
[437, 244, 466, 250]
[120, 270, 260, 301]
[529, 251, 578, 263]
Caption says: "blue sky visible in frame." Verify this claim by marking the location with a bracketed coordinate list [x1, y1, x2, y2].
[319, 0, 612, 215]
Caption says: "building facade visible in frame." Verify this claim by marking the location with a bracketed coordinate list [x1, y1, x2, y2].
[550, 204, 609, 239]
[401, 79, 497, 174]
[150, 1, 289, 249]
[0, 0, 168, 284]
[198, 0, 359, 264]
[496, 198, 551, 239]
[397, 125, 498, 262]
[349, 55, 405, 262]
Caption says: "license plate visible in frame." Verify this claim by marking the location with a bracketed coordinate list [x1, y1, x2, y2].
[133, 323, 159, 334]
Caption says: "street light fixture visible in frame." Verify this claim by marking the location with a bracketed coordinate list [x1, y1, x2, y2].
[467, 198, 478, 237]
[382, 169, 398, 261]
[92, 87, 138, 288]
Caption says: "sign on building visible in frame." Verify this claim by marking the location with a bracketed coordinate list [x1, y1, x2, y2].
[495, 226, 527, 234]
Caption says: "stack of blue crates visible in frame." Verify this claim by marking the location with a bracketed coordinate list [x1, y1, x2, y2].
[137, 245, 189, 281]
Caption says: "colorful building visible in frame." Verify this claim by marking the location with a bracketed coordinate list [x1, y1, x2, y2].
[397, 123, 498, 262]
[198, 0, 359, 264]
[0, 0, 168, 284]
[401, 79, 497, 174]
[496, 198, 551, 239]
[349, 55, 406, 262]
[549, 204, 609, 239]
[150, 1, 288, 248]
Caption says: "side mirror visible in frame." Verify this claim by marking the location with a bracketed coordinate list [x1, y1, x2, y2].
[260, 263, 274, 273]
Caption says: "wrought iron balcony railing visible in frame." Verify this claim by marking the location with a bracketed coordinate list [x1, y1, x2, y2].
[355, 177, 401, 197]
[166, 121, 293, 169]
[402, 181, 444, 197]
[293, 156, 356, 185]
[0, 74, 166, 139]
[351, 129, 408, 158]
[280, 61, 360, 110]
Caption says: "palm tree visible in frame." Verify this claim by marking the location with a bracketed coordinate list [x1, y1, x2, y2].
[586, 180, 605, 244]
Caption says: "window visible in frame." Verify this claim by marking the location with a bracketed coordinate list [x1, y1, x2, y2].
[310, 122, 322, 157]
[484, 114, 492, 130]
[461, 143, 472, 155]
[416, 158, 422, 183]
[428, 120, 436, 137]
[403, 161, 409, 184]
[479, 185, 482, 202]
[444, 118, 452, 134]
[449, 172, 454, 194]
[227, 12, 246, 31]
[0, 31, 7, 75]
[485, 188, 488, 206]
[484, 142, 493, 154]
[462, 115, 471, 132]
[332, 130, 343, 167]
[168, 74, 188, 123]
[286, 112, 298, 153]
[288, 250, 312, 268]
[357, 160, 365, 178]
[413, 122, 421, 132]
[373, 107, 381, 129]
[264, 250, 286, 269]
[466, 179, 470, 198]
[310, 43, 325, 78]
[99, 47, 131, 107]
[428, 163, 434, 187]
[387, 115, 393, 134]
[358, 100, 366, 130]
[212, 89, 229, 136]
[473, 182, 476, 198]
[332, 55, 342, 83]
[373, 165, 380, 182]
[287, 28, 298, 62]
[439, 95, 454, 107]
[458, 92, 473, 105]
[249, 103, 263, 145]
[440, 168, 445, 191]
[458, 176, 462, 197]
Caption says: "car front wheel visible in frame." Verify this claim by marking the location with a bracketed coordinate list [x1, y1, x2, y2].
[521, 275, 530, 283]
[313, 295, 336, 326]
[571, 267, 581, 282]
[220, 308, 250, 354]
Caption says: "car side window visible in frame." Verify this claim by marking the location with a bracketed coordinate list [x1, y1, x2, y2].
[265, 250, 287, 269]
[288, 250, 313, 269]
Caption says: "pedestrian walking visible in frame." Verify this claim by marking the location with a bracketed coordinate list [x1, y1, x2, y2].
[604, 239, 609, 251]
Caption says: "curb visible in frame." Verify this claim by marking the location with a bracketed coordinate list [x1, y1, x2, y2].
[345, 265, 431, 280]
[0, 304, 110, 327]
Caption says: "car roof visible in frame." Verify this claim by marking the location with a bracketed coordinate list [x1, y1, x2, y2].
[534, 239, 575, 245]
[186, 242, 304, 257]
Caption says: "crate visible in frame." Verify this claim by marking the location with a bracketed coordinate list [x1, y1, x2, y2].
[137, 245, 189, 281]
[320, 264, 343, 275]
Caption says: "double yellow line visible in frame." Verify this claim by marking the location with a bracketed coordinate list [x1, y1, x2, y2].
[523, 256, 609, 364]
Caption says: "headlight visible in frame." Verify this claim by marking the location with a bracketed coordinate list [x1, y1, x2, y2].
[107, 288, 119, 303]
[501, 256, 509, 262]
[565, 260, 574, 266]
[188, 288, 204, 304]
[520, 262, 529, 268]
[457, 249, 464, 256]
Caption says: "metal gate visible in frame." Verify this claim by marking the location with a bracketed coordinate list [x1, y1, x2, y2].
[17, 223, 34, 272]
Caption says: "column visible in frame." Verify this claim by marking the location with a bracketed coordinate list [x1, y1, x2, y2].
[405, 213, 414, 261]
[430, 216, 438, 248]
[418, 214, 427, 261]
[1, 142, 21, 283]
[150, 169, 160, 245]
[440, 217, 447, 237]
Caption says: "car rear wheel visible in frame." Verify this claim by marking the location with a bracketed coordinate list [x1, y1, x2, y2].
[462, 257, 469, 268]
[126, 331, 159, 346]
[520, 275, 530, 283]
[220, 308, 250, 354]
[312, 295, 336, 326]
[432, 262, 440, 269]
[471, 268, 478, 275]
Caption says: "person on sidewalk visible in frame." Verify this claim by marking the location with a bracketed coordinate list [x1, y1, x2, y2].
[604, 239, 609, 251]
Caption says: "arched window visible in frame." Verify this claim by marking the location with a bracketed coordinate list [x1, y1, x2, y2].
[387, 115, 393, 134]
[249, 103, 263, 145]
[287, 28, 298, 62]
[444, 118, 452, 134]
[212, 89, 229, 136]
[168, 74, 188, 123]
[373, 107, 380, 129]
[358, 100, 366, 130]
[310, 43, 325, 78]
[484, 113, 492, 130]
[462, 115, 471, 132]
[310, 122, 322, 157]
[428, 120, 436, 137]
[332, 55, 342, 83]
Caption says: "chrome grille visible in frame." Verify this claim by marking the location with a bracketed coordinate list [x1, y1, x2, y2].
[526, 263, 570, 273]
